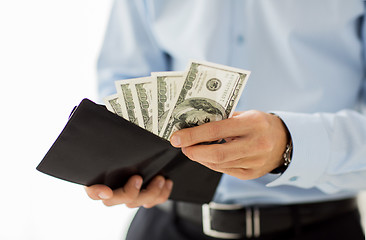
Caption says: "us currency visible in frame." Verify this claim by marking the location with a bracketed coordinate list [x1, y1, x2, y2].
[129, 77, 158, 134]
[103, 94, 128, 118]
[160, 60, 250, 140]
[115, 79, 141, 127]
[151, 71, 184, 135]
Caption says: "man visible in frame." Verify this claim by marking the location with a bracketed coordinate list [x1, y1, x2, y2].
[85, 1, 366, 239]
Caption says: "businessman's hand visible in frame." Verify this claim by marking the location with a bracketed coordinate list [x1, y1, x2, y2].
[85, 175, 173, 208]
[170, 110, 290, 180]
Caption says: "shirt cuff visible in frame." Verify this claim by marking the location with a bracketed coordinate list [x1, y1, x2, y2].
[266, 111, 330, 189]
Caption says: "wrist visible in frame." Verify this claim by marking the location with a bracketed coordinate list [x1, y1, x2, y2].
[271, 139, 293, 174]
[269, 113, 293, 174]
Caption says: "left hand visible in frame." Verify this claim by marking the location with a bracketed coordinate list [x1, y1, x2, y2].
[169, 110, 290, 180]
[84, 175, 173, 208]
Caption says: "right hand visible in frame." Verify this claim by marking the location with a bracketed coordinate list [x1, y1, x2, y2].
[84, 175, 173, 208]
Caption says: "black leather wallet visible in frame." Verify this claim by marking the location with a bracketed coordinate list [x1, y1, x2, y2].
[36, 98, 222, 203]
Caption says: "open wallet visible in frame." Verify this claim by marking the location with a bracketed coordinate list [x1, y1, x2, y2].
[36, 98, 222, 204]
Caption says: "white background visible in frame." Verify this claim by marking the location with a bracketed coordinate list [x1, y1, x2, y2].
[0, 1, 137, 239]
[0, 1, 365, 240]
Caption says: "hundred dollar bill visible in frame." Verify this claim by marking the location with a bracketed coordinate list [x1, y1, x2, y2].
[129, 77, 158, 134]
[103, 94, 128, 119]
[151, 71, 184, 135]
[160, 60, 250, 140]
[115, 79, 141, 127]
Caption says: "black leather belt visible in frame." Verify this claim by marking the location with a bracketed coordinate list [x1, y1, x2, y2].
[157, 198, 357, 239]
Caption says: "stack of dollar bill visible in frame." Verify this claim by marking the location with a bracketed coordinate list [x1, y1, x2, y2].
[103, 60, 251, 140]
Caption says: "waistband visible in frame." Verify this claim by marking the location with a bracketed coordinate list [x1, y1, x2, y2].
[157, 198, 358, 239]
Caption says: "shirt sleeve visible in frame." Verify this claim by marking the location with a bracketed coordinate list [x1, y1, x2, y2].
[97, 0, 169, 99]
[267, 108, 366, 194]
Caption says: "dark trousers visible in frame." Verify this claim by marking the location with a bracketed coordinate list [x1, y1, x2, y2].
[126, 205, 365, 240]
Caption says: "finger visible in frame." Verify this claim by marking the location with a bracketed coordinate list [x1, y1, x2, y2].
[198, 160, 270, 181]
[102, 175, 143, 206]
[219, 167, 257, 180]
[224, 136, 237, 142]
[223, 166, 272, 180]
[85, 184, 113, 200]
[194, 160, 258, 180]
[181, 138, 259, 164]
[126, 176, 166, 208]
[170, 115, 251, 148]
[231, 111, 243, 117]
[206, 156, 267, 171]
[143, 180, 174, 208]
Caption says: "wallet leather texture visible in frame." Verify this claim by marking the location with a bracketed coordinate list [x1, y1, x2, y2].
[37, 98, 222, 203]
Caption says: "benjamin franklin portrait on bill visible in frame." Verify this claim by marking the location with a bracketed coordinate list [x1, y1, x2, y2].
[171, 98, 227, 130]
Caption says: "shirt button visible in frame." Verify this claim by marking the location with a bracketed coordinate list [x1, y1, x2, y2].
[289, 176, 298, 182]
[237, 35, 244, 44]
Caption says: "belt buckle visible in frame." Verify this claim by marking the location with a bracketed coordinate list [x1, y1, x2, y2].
[202, 202, 260, 239]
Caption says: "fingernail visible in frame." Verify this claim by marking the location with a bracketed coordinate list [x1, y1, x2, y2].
[166, 180, 173, 190]
[98, 192, 109, 199]
[170, 135, 181, 147]
[135, 179, 143, 189]
[158, 179, 165, 189]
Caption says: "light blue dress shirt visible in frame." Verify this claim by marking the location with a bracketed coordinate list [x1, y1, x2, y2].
[97, 0, 366, 205]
